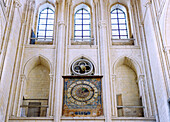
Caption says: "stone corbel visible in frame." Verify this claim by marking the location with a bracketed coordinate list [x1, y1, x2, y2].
[14, 0, 22, 8]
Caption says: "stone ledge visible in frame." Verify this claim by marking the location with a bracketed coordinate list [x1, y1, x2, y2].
[68, 45, 98, 49]
[111, 117, 156, 121]
[61, 116, 105, 120]
[25, 44, 55, 49]
[110, 45, 140, 49]
[9, 117, 54, 120]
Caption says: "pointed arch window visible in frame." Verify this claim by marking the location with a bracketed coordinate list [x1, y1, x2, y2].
[74, 4, 91, 40]
[37, 7, 54, 41]
[111, 4, 128, 39]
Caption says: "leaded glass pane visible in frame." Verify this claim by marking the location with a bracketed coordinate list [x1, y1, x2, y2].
[48, 14, 54, 19]
[112, 25, 118, 29]
[38, 31, 45, 36]
[39, 25, 46, 30]
[75, 20, 82, 24]
[75, 14, 82, 19]
[39, 19, 46, 24]
[75, 25, 82, 30]
[40, 14, 47, 18]
[112, 31, 119, 35]
[83, 20, 90, 24]
[75, 31, 82, 36]
[46, 31, 53, 36]
[83, 25, 90, 30]
[47, 20, 54, 24]
[41, 9, 47, 14]
[83, 14, 90, 19]
[83, 31, 90, 36]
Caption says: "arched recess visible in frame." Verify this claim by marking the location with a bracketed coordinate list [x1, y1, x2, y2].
[69, 55, 97, 75]
[113, 56, 142, 77]
[20, 55, 53, 117]
[112, 56, 145, 117]
[23, 55, 52, 76]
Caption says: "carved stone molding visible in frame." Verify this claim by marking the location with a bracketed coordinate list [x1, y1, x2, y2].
[112, 74, 116, 81]
[20, 74, 26, 82]
[139, 75, 145, 83]
[58, 21, 66, 26]
[14, 0, 22, 8]
[98, 21, 107, 28]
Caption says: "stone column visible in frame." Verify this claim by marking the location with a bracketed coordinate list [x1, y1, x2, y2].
[54, 0, 66, 122]
[16, 74, 26, 117]
[10, 1, 34, 117]
[0, 0, 21, 79]
[98, 0, 112, 121]
[111, 75, 117, 117]
[138, 75, 149, 117]
[48, 74, 54, 117]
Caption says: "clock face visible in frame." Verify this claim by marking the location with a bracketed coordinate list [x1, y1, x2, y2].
[67, 81, 98, 105]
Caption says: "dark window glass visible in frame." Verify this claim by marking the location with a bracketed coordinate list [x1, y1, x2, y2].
[111, 8, 128, 39]
[74, 8, 91, 39]
[37, 8, 54, 39]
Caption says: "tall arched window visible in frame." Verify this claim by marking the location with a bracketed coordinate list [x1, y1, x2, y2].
[74, 4, 91, 40]
[37, 7, 54, 41]
[111, 4, 128, 39]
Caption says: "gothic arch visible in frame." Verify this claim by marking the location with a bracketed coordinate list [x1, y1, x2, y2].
[22, 55, 52, 76]
[113, 56, 142, 77]
[33, 1, 55, 36]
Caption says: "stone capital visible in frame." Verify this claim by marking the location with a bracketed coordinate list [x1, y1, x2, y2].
[14, 0, 22, 8]
[112, 74, 116, 81]
[145, 0, 152, 7]
[98, 21, 107, 28]
[58, 21, 66, 26]
[20, 74, 26, 81]
[139, 75, 145, 83]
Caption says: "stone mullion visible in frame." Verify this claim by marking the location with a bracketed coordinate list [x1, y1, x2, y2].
[55, 0, 66, 122]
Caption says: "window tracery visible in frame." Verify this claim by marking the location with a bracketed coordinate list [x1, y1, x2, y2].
[71, 58, 94, 76]
[37, 7, 54, 41]
[111, 4, 128, 39]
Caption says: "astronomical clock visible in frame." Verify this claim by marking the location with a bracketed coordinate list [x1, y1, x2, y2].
[62, 58, 103, 117]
